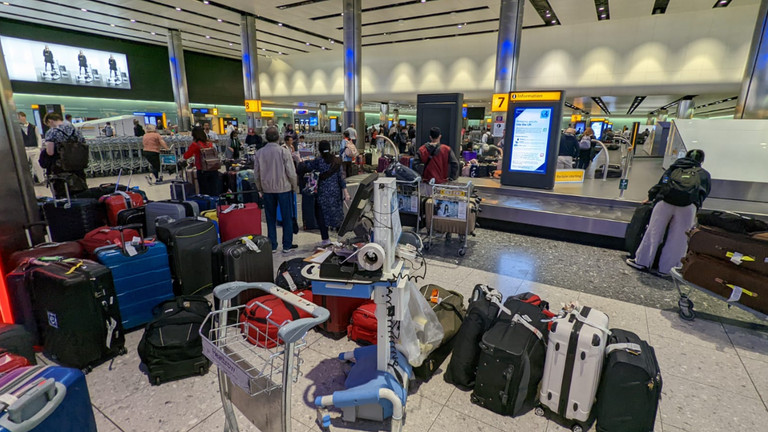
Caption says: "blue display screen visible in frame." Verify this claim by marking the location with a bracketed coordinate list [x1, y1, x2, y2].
[508, 107, 553, 175]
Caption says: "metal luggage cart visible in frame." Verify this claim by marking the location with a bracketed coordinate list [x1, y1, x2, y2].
[670, 268, 768, 322]
[396, 177, 422, 233]
[201, 282, 329, 432]
[424, 180, 475, 257]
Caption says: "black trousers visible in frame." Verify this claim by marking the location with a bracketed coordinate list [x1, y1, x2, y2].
[197, 170, 219, 196]
[577, 149, 592, 169]
[314, 197, 329, 240]
[145, 151, 161, 180]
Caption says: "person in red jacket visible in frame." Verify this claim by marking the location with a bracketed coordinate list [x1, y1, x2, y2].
[413, 127, 459, 185]
[183, 126, 219, 196]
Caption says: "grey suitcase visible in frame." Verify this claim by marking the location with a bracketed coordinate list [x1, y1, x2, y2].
[145, 182, 200, 236]
[156, 217, 218, 296]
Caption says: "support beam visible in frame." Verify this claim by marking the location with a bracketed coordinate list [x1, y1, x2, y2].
[736, 0, 768, 118]
[167, 30, 192, 132]
[493, 0, 525, 94]
[343, 0, 364, 133]
[241, 15, 263, 132]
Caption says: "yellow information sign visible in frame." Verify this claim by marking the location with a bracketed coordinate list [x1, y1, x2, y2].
[555, 169, 585, 183]
[261, 111, 275, 117]
[571, 114, 582, 122]
[244, 100, 262, 113]
[510, 91, 562, 102]
[212, 108, 219, 116]
[491, 93, 509, 112]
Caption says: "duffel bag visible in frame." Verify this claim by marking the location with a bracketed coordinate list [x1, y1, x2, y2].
[347, 300, 377, 345]
[697, 210, 768, 234]
[414, 285, 466, 381]
[80, 226, 140, 256]
[240, 290, 313, 348]
[275, 258, 312, 291]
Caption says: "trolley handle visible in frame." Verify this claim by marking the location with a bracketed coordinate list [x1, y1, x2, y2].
[214, 282, 330, 344]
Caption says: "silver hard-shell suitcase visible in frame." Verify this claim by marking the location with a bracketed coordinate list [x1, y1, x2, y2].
[537, 306, 609, 431]
[145, 181, 199, 236]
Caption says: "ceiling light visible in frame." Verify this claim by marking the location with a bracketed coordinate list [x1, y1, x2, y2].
[599, 7, 605, 11]
[457, 24, 462, 28]
[151, 32, 156, 35]
[228, 43, 232, 46]
[306, 42, 310, 45]
[421, 0, 426, 2]
[131, 19, 136, 22]
[203, 1, 209, 4]
[2, 2, 9, 5]
[206, 35, 211, 39]
[322, 47, 326, 50]
[601, 14, 606, 18]
[175, 7, 181, 11]
[330, 40, 334, 44]
[217, 19, 222, 22]
[550, 20, 556, 24]
[81, 8, 87, 12]
[110, 24, 115, 27]
[278, 23, 283, 26]
[262, 48, 266, 51]
[278, 52, 283, 55]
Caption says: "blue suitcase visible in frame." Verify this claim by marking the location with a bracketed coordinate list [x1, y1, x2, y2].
[0, 366, 97, 432]
[188, 195, 218, 212]
[95, 226, 174, 329]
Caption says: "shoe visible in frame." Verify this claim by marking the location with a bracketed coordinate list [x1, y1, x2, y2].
[625, 258, 647, 271]
[282, 249, 292, 254]
[319, 239, 332, 247]
[650, 269, 671, 279]
[290, 244, 298, 249]
[272, 249, 278, 254]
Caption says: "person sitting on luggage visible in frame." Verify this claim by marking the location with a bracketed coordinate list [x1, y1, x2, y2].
[413, 127, 460, 186]
[183, 126, 220, 196]
[557, 128, 580, 169]
[298, 140, 351, 247]
[142, 124, 169, 183]
[41, 112, 88, 198]
[626, 149, 711, 277]
[253, 126, 299, 254]
[576, 127, 595, 170]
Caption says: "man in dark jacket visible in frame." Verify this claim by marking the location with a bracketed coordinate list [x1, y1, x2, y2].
[133, 119, 145, 137]
[627, 150, 711, 276]
[245, 128, 264, 150]
[413, 127, 460, 186]
[557, 128, 580, 169]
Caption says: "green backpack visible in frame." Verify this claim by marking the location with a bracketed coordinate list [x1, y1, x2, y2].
[419, 284, 466, 344]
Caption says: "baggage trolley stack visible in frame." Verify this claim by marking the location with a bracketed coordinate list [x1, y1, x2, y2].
[158, 144, 180, 183]
[424, 180, 477, 257]
[201, 282, 329, 432]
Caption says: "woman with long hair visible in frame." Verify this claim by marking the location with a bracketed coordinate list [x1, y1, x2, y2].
[227, 130, 242, 160]
[183, 126, 220, 196]
[577, 127, 595, 170]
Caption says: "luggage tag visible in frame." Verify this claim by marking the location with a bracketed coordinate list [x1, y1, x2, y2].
[282, 272, 298, 291]
[726, 251, 755, 265]
[716, 278, 757, 302]
[430, 289, 441, 304]
[125, 242, 138, 257]
[242, 236, 261, 253]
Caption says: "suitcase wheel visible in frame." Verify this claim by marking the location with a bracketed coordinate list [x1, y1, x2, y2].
[151, 375, 161, 386]
[119, 347, 128, 355]
[678, 295, 695, 321]
[199, 366, 207, 376]
[458, 248, 466, 257]
[82, 365, 93, 375]
[572, 425, 584, 432]
[534, 406, 545, 417]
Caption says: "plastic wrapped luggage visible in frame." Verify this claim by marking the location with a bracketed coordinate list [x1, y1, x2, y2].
[413, 285, 465, 381]
[696, 210, 768, 234]
[95, 226, 175, 329]
[8, 222, 84, 270]
[218, 192, 263, 241]
[0, 324, 36, 365]
[156, 218, 218, 296]
[538, 306, 610, 430]
[240, 290, 314, 348]
[0, 366, 98, 432]
[688, 226, 768, 276]
[138, 296, 212, 385]
[79, 225, 140, 257]
[99, 190, 144, 226]
[347, 300, 377, 345]
[596, 329, 662, 432]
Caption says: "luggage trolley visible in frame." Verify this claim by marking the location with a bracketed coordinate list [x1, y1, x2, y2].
[424, 180, 475, 256]
[201, 282, 330, 432]
[670, 268, 768, 322]
[396, 177, 421, 233]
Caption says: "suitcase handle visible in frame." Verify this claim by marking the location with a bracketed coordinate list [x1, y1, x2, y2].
[22, 222, 52, 248]
[2, 378, 66, 430]
[111, 224, 146, 253]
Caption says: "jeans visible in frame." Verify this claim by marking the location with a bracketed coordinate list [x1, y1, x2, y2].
[196, 170, 219, 197]
[635, 201, 697, 273]
[263, 191, 294, 250]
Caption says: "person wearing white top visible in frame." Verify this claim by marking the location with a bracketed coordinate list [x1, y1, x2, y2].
[345, 124, 358, 144]
[18, 112, 45, 183]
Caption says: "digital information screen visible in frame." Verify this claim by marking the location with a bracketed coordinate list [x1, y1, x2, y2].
[1, 36, 131, 89]
[508, 107, 553, 174]
[591, 121, 605, 140]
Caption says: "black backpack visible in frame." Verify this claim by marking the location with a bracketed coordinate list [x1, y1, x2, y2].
[138, 296, 212, 385]
[662, 166, 702, 207]
[275, 258, 311, 291]
[56, 129, 89, 172]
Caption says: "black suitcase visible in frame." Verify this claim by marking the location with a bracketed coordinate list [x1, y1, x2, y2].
[596, 164, 623, 178]
[117, 206, 147, 236]
[414, 335, 456, 381]
[596, 329, 662, 432]
[43, 197, 104, 242]
[28, 258, 125, 370]
[171, 181, 196, 202]
[275, 258, 312, 291]
[302, 190, 319, 230]
[137, 296, 212, 385]
[476, 164, 490, 178]
[0, 324, 37, 365]
[696, 210, 768, 234]
[444, 284, 502, 390]
[365, 153, 373, 165]
[471, 297, 550, 416]
[625, 202, 653, 258]
[156, 218, 219, 296]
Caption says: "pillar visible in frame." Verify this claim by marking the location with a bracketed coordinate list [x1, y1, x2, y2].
[393, 108, 400, 126]
[343, 0, 364, 132]
[646, 115, 656, 125]
[241, 15, 263, 132]
[493, 0, 525, 94]
[676, 99, 694, 119]
[736, 0, 768, 118]
[319, 104, 328, 132]
[657, 109, 668, 123]
[379, 103, 389, 127]
[167, 30, 192, 132]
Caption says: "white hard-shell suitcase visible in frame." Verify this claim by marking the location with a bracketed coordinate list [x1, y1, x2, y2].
[536, 306, 609, 431]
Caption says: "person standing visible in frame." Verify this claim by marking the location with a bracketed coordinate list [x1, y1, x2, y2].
[18, 112, 44, 184]
[134, 119, 145, 137]
[183, 126, 220, 196]
[298, 140, 350, 246]
[576, 127, 594, 170]
[63, 114, 73, 127]
[42, 46, 55, 72]
[203, 122, 219, 152]
[253, 126, 299, 254]
[626, 150, 711, 277]
[345, 124, 358, 145]
[339, 131, 358, 177]
[245, 127, 264, 150]
[77, 51, 88, 75]
[413, 127, 459, 186]
[142, 124, 168, 183]
[41, 113, 89, 197]
[557, 128, 580, 169]
[108, 55, 118, 78]
[227, 130, 242, 160]
[285, 124, 299, 143]
[103, 122, 114, 137]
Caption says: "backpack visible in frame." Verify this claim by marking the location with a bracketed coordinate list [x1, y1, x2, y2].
[274, 258, 312, 291]
[579, 137, 591, 150]
[662, 166, 702, 207]
[419, 285, 465, 344]
[199, 144, 221, 171]
[347, 300, 377, 345]
[56, 129, 89, 171]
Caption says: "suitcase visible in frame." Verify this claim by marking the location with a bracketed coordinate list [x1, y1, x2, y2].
[377, 156, 390, 173]
[0, 366, 98, 432]
[0, 324, 36, 365]
[75, 183, 147, 201]
[27, 258, 125, 369]
[696, 210, 768, 235]
[79, 225, 140, 257]
[235, 170, 260, 204]
[156, 218, 218, 296]
[301, 190, 319, 230]
[681, 253, 768, 315]
[0, 351, 31, 373]
[218, 192, 263, 241]
[188, 194, 218, 212]
[462, 151, 478, 162]
[596, 329, 662, 432]
[625, 202, 654, 258]
[476, 164, 489, 178]
[145, 188, 198, 237]
[539, 306, 610, 429]
[425, 198, 478, 236]
[116, 206, 147, 236]
[595, 164, 623, 178]
[346, 300, 377, 345]
[42, 188, 104, 242]
[313, 295, 367, 339]
[275, 258, 312, 291]
[200, 209, 218, 222]
[399, 155, 413, 169]
[8, 222, 85, 270]
[413, 285, 466, 381]
[688, 226, 768, 276]
[365, 153, 373, 165]
[137, 296, 212, 385]
[99, 190, 145, 226]
[95, 226, 175, 329]
[471, 298, 550, 417]
[171, 181, 196, 201]
[444, 285, 503, 390]
[240, 290, 313, 348]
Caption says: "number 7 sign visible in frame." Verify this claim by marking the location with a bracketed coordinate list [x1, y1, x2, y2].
[492, 93, 509, 112]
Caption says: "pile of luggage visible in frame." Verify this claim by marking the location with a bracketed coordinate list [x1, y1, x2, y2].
[443, 285, 662, 432]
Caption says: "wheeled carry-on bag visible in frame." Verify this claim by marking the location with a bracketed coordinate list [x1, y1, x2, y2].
[414, 285, 466, 381]
[27, 258, 126, 370]
[116, 206, 147, 236]
[688, 226, 768, 276]
[0, 366, 98, 432]
[471, 297, 550, 417]
[301, 190, 319, 230]
[595, 164, 623, 179]
[95, 226, 175, 329]
[138, 296, 212, 385]
[145, 181, 199, 237]
[538, 306, 610, 431]
[100, 190, 145, 227]
[218, 192, 263, 241]
[625, 202, 654, 258]
[42, 182, 104, 242]
[156, 217, 218, 296]
[8, 222, 85, 270]
[596, 329, 662, 432]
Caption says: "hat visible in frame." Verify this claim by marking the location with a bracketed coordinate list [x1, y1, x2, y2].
[319, 141, 331, 154]
[248, 128, 254, 133]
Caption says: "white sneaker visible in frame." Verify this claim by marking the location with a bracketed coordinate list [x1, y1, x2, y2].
[625, 258, 647, 271]
[282, 249, 292, 255]
[319, 239, 332, 247]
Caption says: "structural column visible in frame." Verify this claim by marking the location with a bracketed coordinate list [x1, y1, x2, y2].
[343, 0, 364, 132]
[379, 103, 389, 127]
[392, 108, 400, 126]
[646, 115, 656, 125]
[493, 0, 525, 95]
[319, 104, 328, 132]
[657, 109, 669, 123]
[676, 98, 695, 119]
[736, 0, 768, 118]
[241, 15, 263, 132]
[167, 30, 192, 132]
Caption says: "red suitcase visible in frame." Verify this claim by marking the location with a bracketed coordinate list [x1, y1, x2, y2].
[100, 191, 145, 226]
[79, 226, 141, 256]
[347, 300, 377, 345]
[399, 155, 413, 169]
[688, 226, 768, 277]
[313, 294, 368, 339]
[218, 192, 262, 241]
[8, 222, 85, 270]
[0, 350, 31, 373]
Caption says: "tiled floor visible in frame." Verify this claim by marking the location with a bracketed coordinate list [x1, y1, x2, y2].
[34, 174, 768, 431]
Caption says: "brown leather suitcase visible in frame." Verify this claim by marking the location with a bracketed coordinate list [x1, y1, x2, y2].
[681, 253, 768, 315]
[425, 198, 478, 235]
[688, 226, 768, 276]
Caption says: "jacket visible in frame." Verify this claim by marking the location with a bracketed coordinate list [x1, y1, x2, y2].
[142, 132, 168, 153]
[253, 142, 298, 194]
[559, 133, 580, 157]
[414, 142, 459, 184]
[648, 157, 712, 208]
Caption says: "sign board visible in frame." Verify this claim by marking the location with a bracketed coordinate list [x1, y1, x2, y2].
[492, 93, 509, 112]
[555, 169, 585, 183]
[493, 121, 505, 137]
[201, 338, 251, 393]
[212, 108, 219, 116]
[244, 100, 261, 113]
[619, 179, 629, 190]
[571, 114, 582, 122]
[510, 91, 562, 102]
[260, 111, 274, 117]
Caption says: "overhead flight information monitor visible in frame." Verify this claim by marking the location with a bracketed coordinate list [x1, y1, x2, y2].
[501, 91, 565, 190]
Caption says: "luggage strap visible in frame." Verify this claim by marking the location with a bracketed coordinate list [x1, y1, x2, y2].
[569, 310, 611, 336]
[606, 342, 642, 356]
[511, 314, 544, 341]
[477, 285, 509, 316]
[221, 204, 244, 214]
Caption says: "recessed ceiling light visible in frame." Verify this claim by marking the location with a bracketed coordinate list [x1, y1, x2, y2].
[421, 0, 426, 3]
[203, 1, 209, 4]
[601, 14, 606, 18]
[206, 35, 211, 39]
[175, 7, 181, 11]
[2, 2, 9, 5]
[228, 43, 232, 46]
[306, 42, 310, 45]
[217, 19, 222, 22]
[322, 47, 326, 50]
[278, 23, 283, 26]
[599, 7, 604, 11]
[550, 20, 556, 24]
[262, 48, 266, 51]
[131, 19, 136, 22]
[81, 8, 87, 12]
[330, 40, 335, 44]
[457, 24, 462, 28]
[278, 52, 283, 55]
[151, 32, 156, 35]
[110, 24, 115, 27]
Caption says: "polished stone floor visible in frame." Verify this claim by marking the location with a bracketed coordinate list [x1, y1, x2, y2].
[34, 174, 768, 431]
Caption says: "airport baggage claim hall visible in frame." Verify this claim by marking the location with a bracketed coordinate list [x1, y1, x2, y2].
[0, 0, 767, 431]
